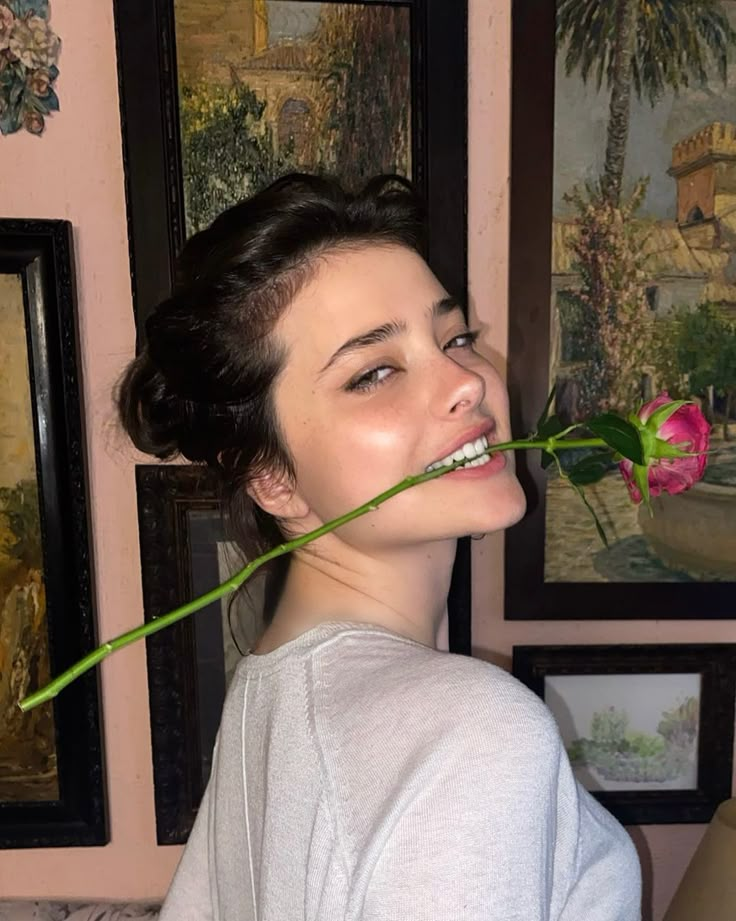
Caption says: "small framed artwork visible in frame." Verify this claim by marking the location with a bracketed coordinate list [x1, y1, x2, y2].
[0, 219, 106, 848]
[506, 0, 736, 619]
[512, 644, 736, 825]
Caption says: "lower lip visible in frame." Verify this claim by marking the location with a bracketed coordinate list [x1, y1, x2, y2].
[434, 451, 508, 480]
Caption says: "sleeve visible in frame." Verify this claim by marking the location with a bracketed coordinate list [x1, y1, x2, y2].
[558, 785, 642, 921]
[158, 741, 219, 921]
[359, 701, 641, 921]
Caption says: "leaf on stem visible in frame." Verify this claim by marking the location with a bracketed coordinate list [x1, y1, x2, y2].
[587, 413, 645, 465]
[567, 450, 613, 486]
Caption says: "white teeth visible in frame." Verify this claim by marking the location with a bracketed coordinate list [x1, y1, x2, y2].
[425, 434, 491, 472]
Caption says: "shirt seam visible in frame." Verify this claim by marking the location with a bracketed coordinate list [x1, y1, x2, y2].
[303, 654, 353, 884]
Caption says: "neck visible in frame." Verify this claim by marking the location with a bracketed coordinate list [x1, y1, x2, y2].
[260, 534, 458, 651]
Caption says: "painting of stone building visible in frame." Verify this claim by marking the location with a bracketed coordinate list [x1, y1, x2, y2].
[173, 0, 412, 235]
[545, 0, 736, 584]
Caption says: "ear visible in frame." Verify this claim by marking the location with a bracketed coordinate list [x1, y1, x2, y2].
[246, 469, 310, 522]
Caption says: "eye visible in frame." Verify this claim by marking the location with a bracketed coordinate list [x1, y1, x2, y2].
[344, 365, 397, 393]
[444, 328, 480, 350]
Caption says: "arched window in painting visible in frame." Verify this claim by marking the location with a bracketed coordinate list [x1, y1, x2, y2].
[686, 205, 705, 223]
[278, 98, 312, 163]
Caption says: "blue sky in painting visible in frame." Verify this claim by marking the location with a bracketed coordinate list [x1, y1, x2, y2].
[267, 1, 321, 42]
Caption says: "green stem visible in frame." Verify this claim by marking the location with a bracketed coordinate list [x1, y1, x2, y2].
[18, 433, 607, 712]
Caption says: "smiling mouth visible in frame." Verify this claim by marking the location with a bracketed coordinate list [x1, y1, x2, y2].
[425, 433, 492, 472]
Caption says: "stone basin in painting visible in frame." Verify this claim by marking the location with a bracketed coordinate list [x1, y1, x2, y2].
[638, 482, 736, 578]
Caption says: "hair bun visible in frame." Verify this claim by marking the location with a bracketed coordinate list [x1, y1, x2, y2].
[117, 349, 191, 460]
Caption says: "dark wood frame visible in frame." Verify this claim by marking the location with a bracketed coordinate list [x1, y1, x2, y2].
[136, 463, 471, 844]
[0, 219, 106, 848]
[513, 643, 736, 825]
[505, 0, 735, 619]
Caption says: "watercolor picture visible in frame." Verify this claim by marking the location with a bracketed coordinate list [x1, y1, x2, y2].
[173, 0, 412, 237]
[0, 272, 58, 804]
[545, 0, 736, 584]
[545, 673, 701, 793]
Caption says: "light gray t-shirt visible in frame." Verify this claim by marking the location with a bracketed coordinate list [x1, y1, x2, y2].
[159, 621, 642, 920]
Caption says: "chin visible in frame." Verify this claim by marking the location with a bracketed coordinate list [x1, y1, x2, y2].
[470, 475, 528, 535]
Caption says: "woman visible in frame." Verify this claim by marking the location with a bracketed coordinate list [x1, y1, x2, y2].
[118, 174, 642, 920]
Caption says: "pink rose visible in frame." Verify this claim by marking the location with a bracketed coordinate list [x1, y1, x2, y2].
[619, 392, 710, 504]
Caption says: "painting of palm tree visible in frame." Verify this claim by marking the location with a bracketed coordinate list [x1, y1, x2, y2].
[545, 0, 736, 584]
[557, 0, 736, 205]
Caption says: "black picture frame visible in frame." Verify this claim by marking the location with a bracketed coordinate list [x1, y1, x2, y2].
[136, 463, 472, 844]
[0, 219, 106, 848]
[505, 0, 735, 619]
[512, 643, 736, 825]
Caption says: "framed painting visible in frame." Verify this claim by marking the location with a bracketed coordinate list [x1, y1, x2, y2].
[0, 219, 106, 848]
[506, 0, 736, 619]
[137, 463, 476, 843]
[513, 644, 736, 825]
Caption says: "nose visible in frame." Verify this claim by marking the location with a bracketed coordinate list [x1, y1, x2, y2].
[430, 352, 485, 418]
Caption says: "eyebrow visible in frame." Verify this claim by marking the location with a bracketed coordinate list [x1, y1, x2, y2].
[318, 296, 463, 375]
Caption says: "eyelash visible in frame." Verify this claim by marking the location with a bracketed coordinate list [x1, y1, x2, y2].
[345, 329, 481, 393]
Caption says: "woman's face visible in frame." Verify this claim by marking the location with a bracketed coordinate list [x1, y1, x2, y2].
[268, 243, 527, 549]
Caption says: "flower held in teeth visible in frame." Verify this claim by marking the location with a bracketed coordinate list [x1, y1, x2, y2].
[426, 434, 490, 472]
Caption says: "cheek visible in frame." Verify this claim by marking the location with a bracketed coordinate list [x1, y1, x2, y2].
[296, 406, 423, 525]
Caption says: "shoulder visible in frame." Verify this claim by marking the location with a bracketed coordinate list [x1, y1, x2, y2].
[310, 629, 562, 765]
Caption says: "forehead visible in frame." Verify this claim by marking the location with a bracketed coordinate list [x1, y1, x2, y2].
[276, 243, 446, 349]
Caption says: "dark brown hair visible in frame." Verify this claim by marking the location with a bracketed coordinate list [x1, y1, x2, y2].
[117, 172, 426, 624]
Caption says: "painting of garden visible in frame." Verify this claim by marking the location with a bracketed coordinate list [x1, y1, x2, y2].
[0, 274, 57, 802]
[173, 0, 411, 237]
[545, 0, 736, 583]
[546, 673, 701, 792]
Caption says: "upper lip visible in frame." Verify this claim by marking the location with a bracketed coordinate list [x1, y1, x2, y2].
[428, 419, 496, 467]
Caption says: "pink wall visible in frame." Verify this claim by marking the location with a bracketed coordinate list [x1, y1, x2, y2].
[0, 1, 732, 918]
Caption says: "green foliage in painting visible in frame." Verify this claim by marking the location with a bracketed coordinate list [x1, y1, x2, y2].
[0, 478, 42, 571]
[565, 696, 699, 784]
[308, 5, 410, 188]
[559, 181, 651, 417]
[650, 302, 736, 437]
[657, 695, 699, 748]
[590, 706, 629, 748]
[179, 80, 295, 236]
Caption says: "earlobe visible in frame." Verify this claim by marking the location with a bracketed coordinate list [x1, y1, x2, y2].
[247, 470, 310, 521]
